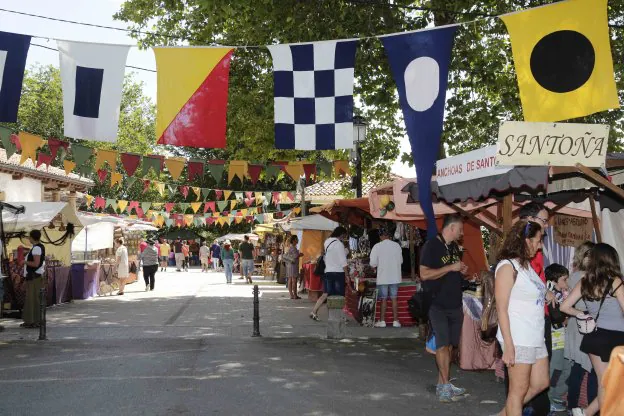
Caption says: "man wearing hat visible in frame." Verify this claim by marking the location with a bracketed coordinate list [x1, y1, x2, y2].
[140, 239, 159, 291]
[369, 225, 403, 328]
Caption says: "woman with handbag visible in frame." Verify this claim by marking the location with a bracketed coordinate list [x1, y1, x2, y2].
[115, 238, 129, 295]
[284, 235, 302, 299]
[560, 243, 624, 416]
[494, 221, 549, 416]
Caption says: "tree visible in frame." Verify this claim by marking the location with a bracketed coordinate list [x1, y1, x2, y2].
[115, 0, 624, 173]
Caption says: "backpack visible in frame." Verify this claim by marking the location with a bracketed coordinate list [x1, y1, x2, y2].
[314, 239, 337, 276]
[480, 260, 518, 342]
[407, 290, 430, 323]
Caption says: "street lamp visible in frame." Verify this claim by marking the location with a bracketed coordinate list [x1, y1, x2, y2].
[352, 116, 367, 198]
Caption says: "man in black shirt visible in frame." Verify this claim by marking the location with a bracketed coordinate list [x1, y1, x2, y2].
[420, 214, 468, 402]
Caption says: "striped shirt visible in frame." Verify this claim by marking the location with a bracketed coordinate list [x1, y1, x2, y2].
[140, 246, 159, 266]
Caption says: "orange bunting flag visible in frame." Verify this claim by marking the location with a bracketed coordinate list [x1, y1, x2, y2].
[293, 207, 302, 215]
[190, 202, 202, 213]
[94, 149, 118, 171]
[117, 200, 129, 212]
[184, 215, 194, 227]
[110, 172, 123, 187]
[165, 157, 186, 181]
[228, 160, 248, 184]
[334, 160, 351, 176]
[18, 132, 43, 165]
[284, 161, 305, 181]
[63, 160, 76, 175]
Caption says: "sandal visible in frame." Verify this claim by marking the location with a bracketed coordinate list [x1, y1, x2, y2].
[117, 292, 124, 296]
[295, 296, 302, 300]
[309, 313, 320, 321]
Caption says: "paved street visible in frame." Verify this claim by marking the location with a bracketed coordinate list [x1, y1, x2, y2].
[0, 269, 505, 415]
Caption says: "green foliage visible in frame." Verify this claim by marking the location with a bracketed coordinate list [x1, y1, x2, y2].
[116, 0, 624, 174]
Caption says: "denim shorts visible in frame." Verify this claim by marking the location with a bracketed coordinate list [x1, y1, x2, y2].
[242, 259, 254, 276]
[377, 283, 399, 300]
[323, 272, 345, 296]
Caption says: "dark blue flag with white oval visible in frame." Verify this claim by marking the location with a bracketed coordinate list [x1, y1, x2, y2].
[0, 31, 31, 123]
[381, 26, 458, 239]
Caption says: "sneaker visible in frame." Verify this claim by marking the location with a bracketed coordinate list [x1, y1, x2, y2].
[550, 402, 566, 412]
[374, 321, 387, 328]
[393, 320, 401, 328]
[571, 409, 585, 416]
[449, 383, 466, 396]
[522, 407, 535, 416]
[436, 384, 463, 403]
[145, 285, 149, 292]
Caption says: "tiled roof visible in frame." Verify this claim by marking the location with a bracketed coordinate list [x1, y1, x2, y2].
[0, 148, 94, 189]
[305, 179, 375, 198]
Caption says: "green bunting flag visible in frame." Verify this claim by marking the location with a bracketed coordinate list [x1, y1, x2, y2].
[0, 127, 17, 159]
[217, 201, 228, 212]
[126, 177, 138, 189]
[209, 163, 225, 182]
[72, 144, 94, 166]
[318, 161, 332, 178]
[105, 198, 116, 208]
[142, 156, 162, 176]
[180, 203, 190, 212]
[141, 202, 152, 212]
[201, 188, 212, 199]
[167, 184, 177, 197]
[265, 164, 281, 179]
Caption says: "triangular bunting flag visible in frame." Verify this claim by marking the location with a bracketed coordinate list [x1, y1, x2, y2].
[217, 201, 228, 212]
[141, 202, 152, 212]
[72, 144, 94, 166]
[84, 194, 94, 207]
[0, 127, 17, 158]
[47, 138, 69, 160]
[126, 176, 138, 189]
[235, 217, 243, 224]
[204, 201, 215, 213]
[224, 190, 233, 200]
[167, 184, 177, 197]
[333, 160, 350, 176]
[63, 160, 76, 175]
[265, 164, 281, 180]
[191, 187, 202, 201]
[179, 186, 189, 199]
[190, 202, 202, 213]
[105, 198, 115, 208]
[284, 161, 305, 181]
[303, 163, 316, 182]
[94, 196, 106, 210]
[117, 200, 129, 212]
[317, 161, 332, 178]
[165, 202, 175, 213]
[121, 153, 141, 176]
[208, 160, 225, 182]
[201, 188, 211, 199]
[36, 153, 53, 168]
[111, 172, 123, 187]
[230, 200, 237, 210]
[142, 155, 163, 176]
[143, 179, 151, 193]
[165, 219, 174, 227]
[248, 164, 263, 185]
[180, 203, 190, 212]
[94, 149, 118, 171]
[235, 192, 243, 200]
[215, 190, 224, 200]
[128, 201, 139, 213]
[187, 159, 204, 181]
[155, 182, 165, 197]
[97, 168, 108, 183]
[18, 132, 44, 165]
[228, 160, 248, 184]
[165, 157, 186, 181]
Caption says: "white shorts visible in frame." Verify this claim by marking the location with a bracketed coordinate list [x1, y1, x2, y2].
[499, 341, 548, 365]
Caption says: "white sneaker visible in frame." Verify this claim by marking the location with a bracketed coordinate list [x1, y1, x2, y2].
[374, 321, 386, 328]
[393, 320, 401, 328]
[145, 285, 149, 292]
[571, 409, 585, 416]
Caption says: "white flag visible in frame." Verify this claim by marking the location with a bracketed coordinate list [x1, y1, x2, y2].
[57, 40, 129, 142]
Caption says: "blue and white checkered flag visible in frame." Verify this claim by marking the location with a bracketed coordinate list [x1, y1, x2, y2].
[268, 40, 357, 150]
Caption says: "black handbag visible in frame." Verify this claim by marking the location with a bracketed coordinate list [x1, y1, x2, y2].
[314, 240, 337, 276]
[408, 290, 431, 321]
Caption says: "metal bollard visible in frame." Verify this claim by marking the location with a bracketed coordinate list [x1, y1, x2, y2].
[252, 284, 261, 337]
[38, 288, 47, 341]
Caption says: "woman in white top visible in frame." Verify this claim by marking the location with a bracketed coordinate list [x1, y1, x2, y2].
[116, 238, 129, 295]
[495, 220, 548, 416]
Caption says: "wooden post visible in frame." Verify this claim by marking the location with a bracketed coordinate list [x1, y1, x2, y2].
[589, 194, 602, 243]
[576, 163, 624, 201]
[409, 225, 416, 280]
[502, 194, 513, 234]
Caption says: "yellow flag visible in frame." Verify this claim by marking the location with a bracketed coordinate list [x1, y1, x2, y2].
[191, 186, 201, 201]
[500, 0, 619, 122]
[235, 216, 243, 224]
[190, 202, 202, 213]
[85, 194, 94, 207]
[224, 190, 233, 200]
[117, 200, 129, 212]
[240, 209, 248, 216]
[284, 161, 304, 181]
[281, 191, 290, 202]
[230, 200, 237, 210]
[63, 160, 76, 175]
[155, 182, 165, 197]
[293, 207, 301, 215]
[165, 157, 186, 181]
[110, 172, 123, 187]
[94, 149, 118, 171]
[228, 160, 248, 184]
[18, 132, 44, 165]
[334, 160, 350, 177]
[184, 214, 194, 227]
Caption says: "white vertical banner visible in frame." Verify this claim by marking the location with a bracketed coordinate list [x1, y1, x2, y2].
[57, 40, 130, 142]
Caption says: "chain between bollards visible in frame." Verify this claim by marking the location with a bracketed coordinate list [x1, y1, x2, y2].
[252, 284, 261, 337]
[38, 287, 47, 341]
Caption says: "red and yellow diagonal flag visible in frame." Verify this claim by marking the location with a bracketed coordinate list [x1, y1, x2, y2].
[154, 47, 234, 149]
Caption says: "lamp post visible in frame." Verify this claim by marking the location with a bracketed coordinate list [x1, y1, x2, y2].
[352, 116, 367, 198]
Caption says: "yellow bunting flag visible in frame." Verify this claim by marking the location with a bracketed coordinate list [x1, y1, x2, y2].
[281, 191, 290, 202]
[110, 172, 123, 187]
[218, 217, 227, 227]
[235, 216, 243, 224]
[191, 187, 201, 201]
[94, 149, 118, 171]
[155, 182, 165, 197]
[224, 190, 233, 200]
[63, 160, 76, 175]
[164, 157, 186, 180]
[228, 160, 248, 184]
[284, 161, 305, 181]
[334, 160, 351, 176]
[85, 194, 94, 207]
[254, 192, 262, 202]
[230, 200, 237, 210]
[18, 132, 44, 165]
[240, 209, 248, 216]
[184, 215, 194, 227]
[293, 207, 301, 215]
[117, 200, 129, 212]
[190, 202, 202, 213]
[500, 0, 619, 122]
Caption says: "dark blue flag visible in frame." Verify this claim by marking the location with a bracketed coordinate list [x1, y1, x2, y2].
[382, 26, 458, 239]
[0, 31, 31, 123]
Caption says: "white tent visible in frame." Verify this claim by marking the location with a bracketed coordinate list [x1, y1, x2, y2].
[72, 222, 115, 252]
[217, 233, 260, 243]
[289, 214, 339, 231]
[2, 202, 82, 233]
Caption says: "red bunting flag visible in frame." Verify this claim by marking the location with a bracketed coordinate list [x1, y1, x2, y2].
[187, 160, 204, 181]
[179, 186, 189, 198]
[128, 201, 140, 212]
[94, 197, 106, 210]
[36, 153, 53, 168]
[136, 207, 144, 218]
[274, 161, 289, 171]
[165, 202, 175, 213]
[244, 198, 253, 207]
[11, 134, 21, 151]
[245, 191, 253, 199]
[97, 169, 108, 183]
[207, 217, 215, 225]
[47, 138, 69, 160]
[121, 153, 141, 176]
[247, 164, 263, 185]
[215, 190, 223, 200]
[204, 201, 215, 213]
[287, 192, 295, 201]
[143, 180, 151, 193]
[272, 192, 280, 205]
[303, 163, 316, 182]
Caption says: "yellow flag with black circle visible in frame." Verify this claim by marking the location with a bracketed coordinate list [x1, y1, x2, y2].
[501, 0, 619, 122]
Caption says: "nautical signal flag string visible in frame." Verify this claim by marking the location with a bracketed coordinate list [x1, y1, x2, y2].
[0, 0, 619, 150]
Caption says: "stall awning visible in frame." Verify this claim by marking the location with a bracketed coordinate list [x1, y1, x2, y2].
[309, 198, 372, 227]
[290, 214, 339, 231]
[2, 202, 83, 233]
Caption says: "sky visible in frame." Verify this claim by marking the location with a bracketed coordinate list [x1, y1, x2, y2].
[0, 0, 415, 178]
